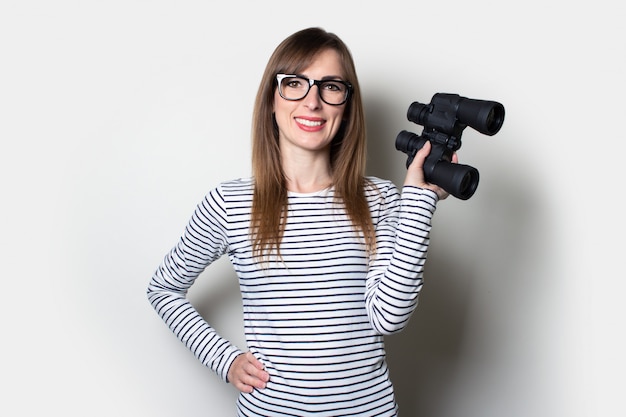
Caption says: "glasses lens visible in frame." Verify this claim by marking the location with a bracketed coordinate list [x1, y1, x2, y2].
[279, 76, 309, 101]
[318, 80, 349, 105]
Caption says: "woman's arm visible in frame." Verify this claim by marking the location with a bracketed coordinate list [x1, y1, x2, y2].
[146, 186, 243, 382]
[364, 183, 438, 335]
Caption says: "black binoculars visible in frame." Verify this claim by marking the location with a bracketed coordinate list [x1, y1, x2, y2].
[396, 93, 505, 200]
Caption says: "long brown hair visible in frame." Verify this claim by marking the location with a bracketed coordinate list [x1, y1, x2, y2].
[251, 27, 375, 258]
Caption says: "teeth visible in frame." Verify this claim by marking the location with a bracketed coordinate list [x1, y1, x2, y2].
[296, 118, 323, 127]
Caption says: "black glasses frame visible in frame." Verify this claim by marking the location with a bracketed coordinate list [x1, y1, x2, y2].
[276, 74, 353, 106]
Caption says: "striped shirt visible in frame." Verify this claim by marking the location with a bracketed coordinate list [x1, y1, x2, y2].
[147, 176, 438, 416]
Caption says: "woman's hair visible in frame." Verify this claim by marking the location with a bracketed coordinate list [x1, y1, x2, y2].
[251, 27, 375, 258]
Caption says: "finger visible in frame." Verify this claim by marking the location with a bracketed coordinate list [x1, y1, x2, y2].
[249, 367, 270, 385]
[413, 140, 431, 164]
[232, 371, 264, 393]
[238, 374, 266, 392]
[236, 381, 254, 394]
[241, 353, 270, 389]
[245, 352, 265, 370]
[244, 353, 269, 380]
[228, 353, 261, 393]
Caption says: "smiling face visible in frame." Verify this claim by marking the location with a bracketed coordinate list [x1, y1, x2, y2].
[273, 48, 348, 159]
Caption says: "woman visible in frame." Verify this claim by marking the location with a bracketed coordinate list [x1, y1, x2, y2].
[147, 27, 454, 416]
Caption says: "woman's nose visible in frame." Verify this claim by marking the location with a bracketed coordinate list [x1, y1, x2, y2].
[302, 85, 322, 109]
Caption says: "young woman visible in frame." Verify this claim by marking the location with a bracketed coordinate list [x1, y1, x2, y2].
[147, 27, 455, 416]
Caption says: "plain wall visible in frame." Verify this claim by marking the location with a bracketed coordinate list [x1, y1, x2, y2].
[1, 1, 624, 416]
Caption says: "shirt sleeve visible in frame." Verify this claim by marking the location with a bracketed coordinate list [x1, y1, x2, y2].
[364, 184, 438, 335]
[146, 185, 243, 382]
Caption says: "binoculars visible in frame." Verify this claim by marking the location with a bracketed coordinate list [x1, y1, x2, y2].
[396, 93, 505, 200]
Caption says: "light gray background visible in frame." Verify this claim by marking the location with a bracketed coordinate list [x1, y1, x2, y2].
[1, 1, 623, 416]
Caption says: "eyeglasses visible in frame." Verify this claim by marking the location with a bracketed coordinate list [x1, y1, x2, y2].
[276, 74, 352, 106]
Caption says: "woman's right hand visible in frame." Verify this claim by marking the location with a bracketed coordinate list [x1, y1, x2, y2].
[227, 351, 270, 393]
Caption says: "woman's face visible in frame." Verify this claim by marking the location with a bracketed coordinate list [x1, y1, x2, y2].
[273, 49, 348, 158]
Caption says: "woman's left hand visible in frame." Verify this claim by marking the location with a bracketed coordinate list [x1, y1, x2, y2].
[403, 140, 458, 200]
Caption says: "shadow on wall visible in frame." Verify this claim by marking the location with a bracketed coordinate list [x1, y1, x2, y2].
[384, 248, 473, 417]
[382, 176, 536, 416]
[362, 91, 408, 186]
[188, 258, 247, 353]
[364, 91, 538, 416]
[363, 91, 471, 415]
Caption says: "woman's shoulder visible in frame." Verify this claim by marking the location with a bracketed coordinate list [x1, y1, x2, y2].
[364, 176, 398, 195]
[217, 177, 254, 192]
[205, 177, 254, 203]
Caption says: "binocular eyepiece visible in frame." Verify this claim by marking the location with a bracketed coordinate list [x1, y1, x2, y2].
[396, 93, 505, 200]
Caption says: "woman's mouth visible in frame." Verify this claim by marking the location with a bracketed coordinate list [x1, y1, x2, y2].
[295, 117, 324, 128]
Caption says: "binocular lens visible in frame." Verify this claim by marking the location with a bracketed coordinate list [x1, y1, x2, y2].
[433, 162, 479, 200]
[457, 98, 505, 136]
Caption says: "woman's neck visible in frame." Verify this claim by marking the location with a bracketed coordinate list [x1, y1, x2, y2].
[281, 151, 333, 194]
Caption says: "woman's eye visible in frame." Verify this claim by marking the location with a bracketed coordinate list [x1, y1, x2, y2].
[323, 82, 343, 92]
[286, 81, 300, 88]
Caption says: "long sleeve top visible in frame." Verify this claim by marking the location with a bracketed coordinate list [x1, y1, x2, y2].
[147, 176, 438, 416]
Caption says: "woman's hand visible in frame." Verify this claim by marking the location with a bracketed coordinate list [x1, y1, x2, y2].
[227, 351, 270, 393]
[403, 140, 458, 200]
